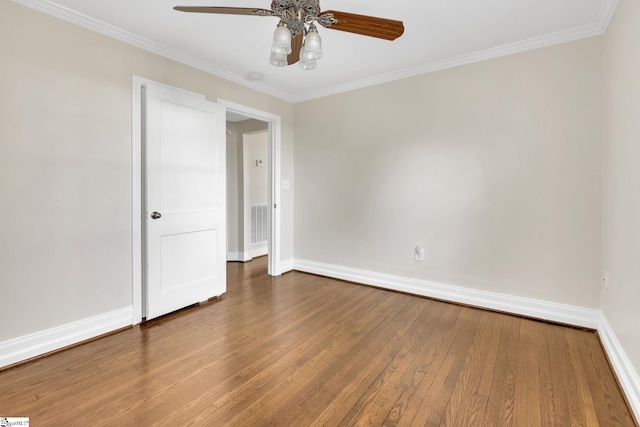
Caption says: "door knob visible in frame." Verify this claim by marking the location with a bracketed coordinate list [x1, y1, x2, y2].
[151, 212, 162, 220]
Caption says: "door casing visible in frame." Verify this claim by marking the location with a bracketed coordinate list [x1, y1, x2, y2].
[218, 99, 282, 278]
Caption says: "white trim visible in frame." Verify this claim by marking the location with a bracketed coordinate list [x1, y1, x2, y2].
[10, 0, 295, 102]
[292, 21, 612, 102]
[279, 259, 295, 274]
[597, 314, 640, 422]
[293, 259, 600, 328]
[0, 307, 132, 369]
[11, 0, 619, 104]
[218, 99, 282, 277]
[131, 77, 143, 325]
[228, 252, 252, 262]
[595, 0, 620, 32]
[251, 246, 268, 259]
[226, 252, 243, 262]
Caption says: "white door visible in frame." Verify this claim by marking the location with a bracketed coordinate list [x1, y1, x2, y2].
[144, 83, 226, 320]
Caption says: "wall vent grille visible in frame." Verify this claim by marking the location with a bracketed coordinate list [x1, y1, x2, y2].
[251, 204, 268, 245]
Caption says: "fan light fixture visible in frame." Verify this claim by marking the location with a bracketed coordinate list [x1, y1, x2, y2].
[174, 1, 405, 70]
[268, 4, 329, 71]
[271, 20, 323, 70]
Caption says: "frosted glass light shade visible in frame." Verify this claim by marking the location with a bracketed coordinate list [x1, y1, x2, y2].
[271, 24, 292, 55]
[269, 51, 287, 67]
[299, 59, 317, 70]
[302, 29, 322, 60]
[299, 47, 317, 70]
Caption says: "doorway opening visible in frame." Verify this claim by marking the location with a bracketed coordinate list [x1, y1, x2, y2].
[225, 118, 269, 263]
[219, 99, 282, 280]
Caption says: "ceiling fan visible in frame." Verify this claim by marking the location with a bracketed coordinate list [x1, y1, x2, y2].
[174, 0, 404, 70]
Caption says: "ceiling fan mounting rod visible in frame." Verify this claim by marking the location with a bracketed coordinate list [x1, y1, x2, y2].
[270, 0, 336, 35]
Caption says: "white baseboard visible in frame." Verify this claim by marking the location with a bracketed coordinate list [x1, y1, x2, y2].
[227, 251, 241, 262]
[226, 252, 252, 262]
[250, 246, 268, 259]
[0, 307, 133, 369]
[280, 259, 294, 274]
[293, 259, 599, 328]
[597, 314, 640, 422]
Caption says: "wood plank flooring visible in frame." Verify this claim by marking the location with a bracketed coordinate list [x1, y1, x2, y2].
[0, 258, 637, 426]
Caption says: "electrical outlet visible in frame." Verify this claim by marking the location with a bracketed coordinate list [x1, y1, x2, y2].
[603, 272, 609, 289]
[414, 245, 425, 262]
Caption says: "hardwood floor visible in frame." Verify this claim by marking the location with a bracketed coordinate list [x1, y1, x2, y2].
[1, 258, 637, 426]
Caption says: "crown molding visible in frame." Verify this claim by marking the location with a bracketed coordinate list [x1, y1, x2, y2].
[12, 0, 618, 104]
[10, 0, 298, 103]
[292, 0, 619, 102]
[595, 0, 620, 32]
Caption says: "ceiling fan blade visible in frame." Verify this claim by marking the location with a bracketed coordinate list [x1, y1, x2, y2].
[287, 33, 303, 65]
[173, 6, 274, 16]
[318, 10, 404, 41]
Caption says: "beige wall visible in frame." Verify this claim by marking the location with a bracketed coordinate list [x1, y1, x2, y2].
[0, 1, 294, 341]
[245, 130, 269, 208]
[294, 37, 603, 308]
[602, 0, 640, 377]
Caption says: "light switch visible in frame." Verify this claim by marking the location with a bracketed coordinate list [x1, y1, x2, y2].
[282, 179, 290, 190]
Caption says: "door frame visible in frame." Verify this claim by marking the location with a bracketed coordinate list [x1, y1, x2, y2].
[219, 99, 282, 278]
[131, 77, 282, 324]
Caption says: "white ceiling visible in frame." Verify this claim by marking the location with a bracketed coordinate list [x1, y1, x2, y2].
[14, 0, 617, 103]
